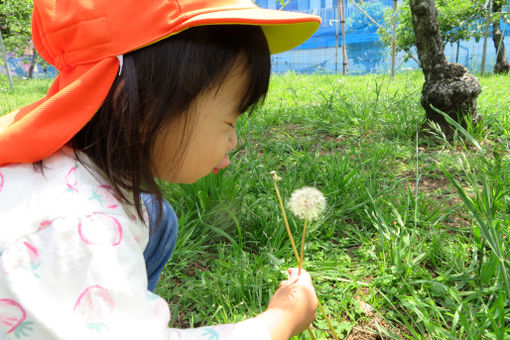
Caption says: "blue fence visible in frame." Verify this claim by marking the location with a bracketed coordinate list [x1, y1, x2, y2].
[2, 1, 509, 77]
[264, 0, 510, 74]
[0, 56, 57, 79]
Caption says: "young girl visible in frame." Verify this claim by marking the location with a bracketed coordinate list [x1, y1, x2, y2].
[0, 1, 321, 339]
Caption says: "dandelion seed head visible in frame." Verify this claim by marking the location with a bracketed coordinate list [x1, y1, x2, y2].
[288, 187, 326, 221]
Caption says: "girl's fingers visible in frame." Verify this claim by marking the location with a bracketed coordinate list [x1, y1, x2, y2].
[280, 268, 312, 287]
[288, 268, 298, 278]
[282, 268, 298, 285]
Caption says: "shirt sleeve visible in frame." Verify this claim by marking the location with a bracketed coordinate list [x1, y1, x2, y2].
[167, 319, 270, 340]
[0, 212, 270, 340]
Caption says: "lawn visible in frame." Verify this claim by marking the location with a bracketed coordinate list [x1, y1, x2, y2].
[1, 71, 509, 339]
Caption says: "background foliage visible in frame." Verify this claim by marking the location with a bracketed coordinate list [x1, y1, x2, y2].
[379, 0, 508, 62]
[0, 0, 32, 52]
[0, 0, 50, 77]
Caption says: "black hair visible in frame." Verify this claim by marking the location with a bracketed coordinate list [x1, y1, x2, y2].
[69, 25, 271, 222]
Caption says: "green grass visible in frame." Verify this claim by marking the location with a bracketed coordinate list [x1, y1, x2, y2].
[0, 77, 50, 114]
[1, 71, 509, 339]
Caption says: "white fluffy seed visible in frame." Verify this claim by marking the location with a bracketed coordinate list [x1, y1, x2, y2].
[288, 187, 326, 221]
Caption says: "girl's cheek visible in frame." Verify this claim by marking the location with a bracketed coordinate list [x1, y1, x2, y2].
[228, 132, 238, 151]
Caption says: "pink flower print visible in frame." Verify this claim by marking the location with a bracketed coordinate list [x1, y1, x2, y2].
[89, 185, 120, 210]
[130, 206, 149, 224]
[78, 213, 123, 246]
[0, 171, 4, 193]
[37, 219, 53, 231]
[0, 299, 25, 334]
[130, 213, 138, 223]
[129, 214, 144, 244]
[1, 242, 41, 279]
[74, 286, 114, 332]
[20, 242, 41, 279]
[153, 297, 170, 320]
[142, 205, 149, 224]
[0, 299, 34, 337]
[65, 167, 78, 193]
[1, 259, 7, 278]
[145, 292, 170, 320]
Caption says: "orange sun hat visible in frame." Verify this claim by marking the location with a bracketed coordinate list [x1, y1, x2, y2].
[0, 0, 320, 166]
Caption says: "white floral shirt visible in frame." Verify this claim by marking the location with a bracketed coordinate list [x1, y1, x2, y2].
[0, 148, 269, 340]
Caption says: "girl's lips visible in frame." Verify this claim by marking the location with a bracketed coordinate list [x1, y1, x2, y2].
[212, 155, 231, 174]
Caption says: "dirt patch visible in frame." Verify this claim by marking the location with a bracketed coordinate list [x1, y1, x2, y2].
[401, 169, 471, 229]
[346, 296, 410, 340]
[406, 173, 452, 196]
[341, 279, 411, 340]
[346, 315, 408, 340]
[274, 124, 352, 155]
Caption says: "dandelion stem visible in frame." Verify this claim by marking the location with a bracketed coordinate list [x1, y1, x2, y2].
[270, 172, 338, 340]
[271, 176, 300, 263]
[318, 300, 340, 340]
[298, 218, 309, 276]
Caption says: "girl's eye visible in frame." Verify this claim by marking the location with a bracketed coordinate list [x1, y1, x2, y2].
[227, 122, 235, 128]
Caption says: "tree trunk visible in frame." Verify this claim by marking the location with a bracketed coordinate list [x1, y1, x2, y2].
[409, 0, 482, 133]
[27, 49, 36, 79]
[492, 0, 510, 74]
[0, 30, 13, 90]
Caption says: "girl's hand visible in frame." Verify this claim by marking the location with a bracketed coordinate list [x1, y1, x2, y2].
[257, 268, 318, 340]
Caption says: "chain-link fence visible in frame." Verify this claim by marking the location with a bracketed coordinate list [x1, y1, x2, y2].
[2, 0, 509, 77]
[0, 54, 57, 79]
[264, 0, 510, 75]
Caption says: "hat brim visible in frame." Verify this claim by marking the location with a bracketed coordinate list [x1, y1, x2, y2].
[174, 8, 321, 54]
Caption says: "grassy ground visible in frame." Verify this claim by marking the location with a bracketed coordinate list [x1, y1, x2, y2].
[1, 71, 509, 339]
[0, 78, 51, 113]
